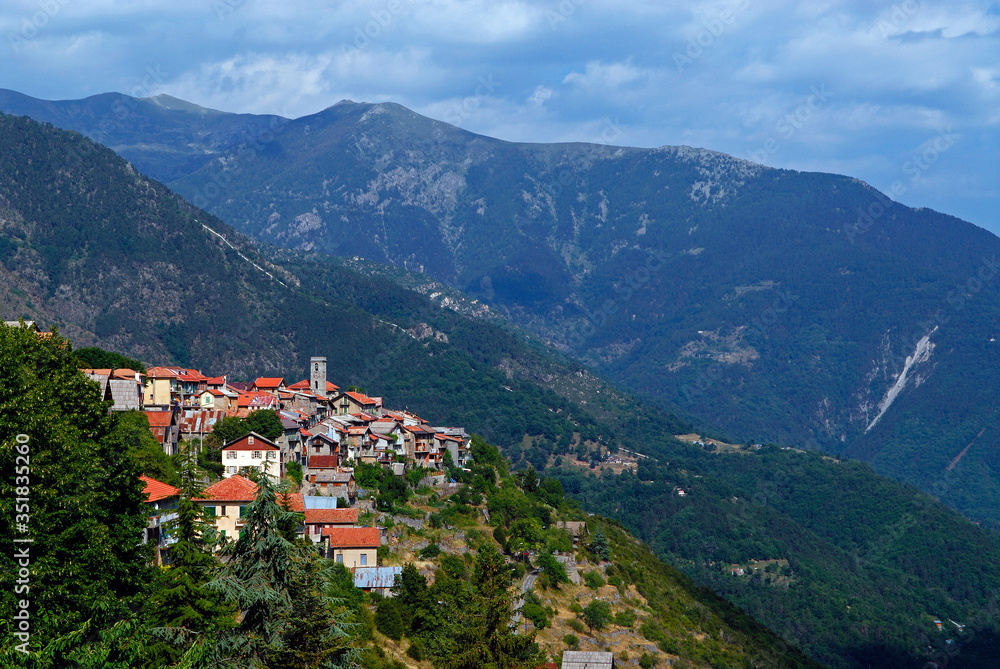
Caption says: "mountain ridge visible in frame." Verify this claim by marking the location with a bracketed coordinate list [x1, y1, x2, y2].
[4, 108, 1000, 668]
[4, 89, 997, 530]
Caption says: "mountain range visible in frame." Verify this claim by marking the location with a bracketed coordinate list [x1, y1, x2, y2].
[3, 99, 1000, 668]
[1, 88, 996, 532]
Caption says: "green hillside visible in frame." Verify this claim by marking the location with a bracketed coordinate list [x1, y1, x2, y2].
[3, 90, 998, 531]
[2, 111, 1000, 668]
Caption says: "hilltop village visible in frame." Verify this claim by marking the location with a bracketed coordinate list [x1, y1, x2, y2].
[81, 356, 470, 566]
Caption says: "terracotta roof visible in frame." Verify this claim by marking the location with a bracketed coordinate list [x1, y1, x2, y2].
[322, 526, 380, 548]
[228, 381, 254, 392]
[305, 508, 359, 524]
[223, 432, 279, 451]
[308, 455, 340, 469]
[237, 392, 277, 408]
[341, 391, 376, 405]
[200, 475, 258, 501]
[143, 411, 174, 427]
[140, 475, 181, 503]
[435, 433, 463, 443]
[205, 376, 226, 385]
[278, 492, 305, 512]
[254, 377, 285, 389]
[299, 428, 312, 437]
[286, 379, 310, 390]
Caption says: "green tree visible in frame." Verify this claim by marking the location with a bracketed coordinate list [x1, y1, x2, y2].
[147, 446, 233, 665]
[375, 598, 407, 641]
[244, 410, 284, 442]
[0, 326, 154, 665]
[209, 415, 249, 448]
[117, 410, 179, 485]
[438, 546, 542, 669]
[582, 600, 612, 632]
[535, 553, 569, 590]
[203, 474, 352, 668]
[73, 345, 147, 373]
[589, 527, 611, 561]
[286, 461, 303, 487]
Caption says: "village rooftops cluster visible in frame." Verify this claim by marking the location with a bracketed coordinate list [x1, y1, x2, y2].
[102, 357, 472, 487]
[127, 357, 469, 558]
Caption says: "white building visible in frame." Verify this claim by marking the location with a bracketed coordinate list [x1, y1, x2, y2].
[221, 431, 281, 480]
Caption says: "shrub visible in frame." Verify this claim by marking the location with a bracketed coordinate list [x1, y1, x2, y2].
[375, 598, 406, 640]
[567, 618, 585, 633]
[285, 461, 303, 486]
[569, 602, 583, 614]
[614, 609, 636, 627]
[583, 570, 606, 590]
[582, 599, 612, 631]
[639, 653, 657, 668]
[406, 639, 425, 661]
[419, 543, 442, 559]
[563, 633, 580, 649]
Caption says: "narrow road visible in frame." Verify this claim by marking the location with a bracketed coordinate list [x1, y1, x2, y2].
[512, 570, 538, 623]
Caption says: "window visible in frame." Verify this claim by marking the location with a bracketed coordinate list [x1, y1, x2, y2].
[227, 466, 236, 474]
[203, 506, 216, 518]
[220, 506, 227, 516]
[226, 451, 237, 459]
[220, 530, 226, 538]
[336, 554, 343, 564]
[248, 436, 254, 445]
[360, 554, 367, 566]
[252, 451, 261, 459]
[239, 506, 247, 518]
[267, 451, 276, 459]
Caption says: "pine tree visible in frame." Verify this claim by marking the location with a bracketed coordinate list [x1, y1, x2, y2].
[438, 546, 542, 669]
[589, 526, 611, 561]
[0, 324, 154, 666]
[204, 474, 355, 668]
[147, 446, 233, 666]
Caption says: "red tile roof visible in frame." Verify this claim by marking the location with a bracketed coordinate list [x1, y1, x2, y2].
[140, 475, 181, 503]
[143, 410, 174, 427]
[308, 455, 340, 469]
[222, 432, 279, 451]
[278, 492, 305, 512]
[200, 475, 258, 501]
[286, 379, 310, 390]
[305, 508, 359, 524]
[341, 391, 377, 405]
[254, 377, 285, 389]
[205, 376, 226, 385]
[322, 526, 380, 548]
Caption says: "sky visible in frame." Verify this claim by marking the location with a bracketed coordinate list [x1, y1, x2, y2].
[2, 0, 998, 234]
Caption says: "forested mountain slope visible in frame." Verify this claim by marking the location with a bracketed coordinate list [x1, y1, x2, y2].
[2, 90, 998, 530]
[2, 111, 1000, 669]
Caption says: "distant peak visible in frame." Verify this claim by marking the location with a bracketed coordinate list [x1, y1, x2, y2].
[145, 94, 218, 114]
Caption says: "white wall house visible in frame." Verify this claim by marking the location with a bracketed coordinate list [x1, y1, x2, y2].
[221, 431, 281, 480]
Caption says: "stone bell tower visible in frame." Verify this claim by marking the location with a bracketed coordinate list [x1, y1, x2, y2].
[310, 356, 327, 398]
